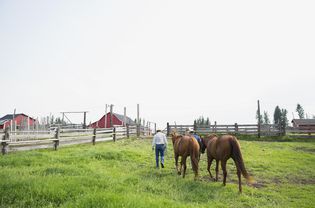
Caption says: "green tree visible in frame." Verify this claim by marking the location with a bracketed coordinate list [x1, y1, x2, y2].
[273, 106, 282, 125]
[50, 115, 55, 124]
[280, 109, 288, 127]
[296, 103, 305, 119]
[206, 117, 210, 125]
[194, 116, 210, 126]
[55, 117, 62, 124]
[263, 111, 270, 124]
[256, 109, 263, 124]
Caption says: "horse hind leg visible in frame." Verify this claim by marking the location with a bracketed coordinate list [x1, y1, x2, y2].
[182, 156, 187, 178]
[215, 160, 219, 182]
[175, 154, 180, 175]
[221, 160, 227, 186]
[207, 157, 214, 179]
[237, 166, 242, 193]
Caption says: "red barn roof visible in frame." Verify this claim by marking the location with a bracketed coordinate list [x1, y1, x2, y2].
[292, 119, 315, 129]
[89, 113, 135, 128]
[0, 113, 36, 129]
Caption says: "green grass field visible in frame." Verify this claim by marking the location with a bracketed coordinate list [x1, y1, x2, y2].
[1, 137, 315, 208]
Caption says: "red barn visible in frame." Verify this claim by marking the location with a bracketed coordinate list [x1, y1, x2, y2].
[0, 114, 36, 130]
[90, 113, 135, 128]
[292, 119, 315, 130]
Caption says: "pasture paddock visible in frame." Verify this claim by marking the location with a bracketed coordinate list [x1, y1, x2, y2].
[0, 136, 314, 207]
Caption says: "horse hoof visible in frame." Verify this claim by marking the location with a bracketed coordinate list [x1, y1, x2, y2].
[177, 172, 181, 175]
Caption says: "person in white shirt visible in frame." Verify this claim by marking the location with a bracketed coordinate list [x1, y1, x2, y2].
[152, 130, 168, 168]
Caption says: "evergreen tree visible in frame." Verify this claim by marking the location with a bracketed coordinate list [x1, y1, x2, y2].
[273, 106, 282, 125]
[256, 109, 263, 124]
[296, 103, 305, 119]
[206, 117, 210, 125]
[50, 115, 55, 124]
[194, 116, 210, 125]
[280, 109, 288, 127]
[263, 111, 270, 124]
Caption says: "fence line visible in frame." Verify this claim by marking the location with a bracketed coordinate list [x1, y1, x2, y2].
[0, 125, 144, 155]
[166, 122, 315, 138]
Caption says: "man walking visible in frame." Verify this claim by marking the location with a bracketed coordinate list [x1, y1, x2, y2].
[152, 130, 167, 168]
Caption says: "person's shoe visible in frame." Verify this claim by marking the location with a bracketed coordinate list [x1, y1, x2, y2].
[161, 163, 164, 168]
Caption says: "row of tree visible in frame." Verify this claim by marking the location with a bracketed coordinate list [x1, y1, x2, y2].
[256, 103, 307, 127]
[194, 103, 309, 128]
[193, 116, 210, 126]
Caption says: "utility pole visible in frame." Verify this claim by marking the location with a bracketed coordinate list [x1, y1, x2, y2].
[110, 104, 113, 128]
[137, 104, 140, 137]
[124, 107, 127, 127]
[137, 104, 140, 125]
[257, 100, 261, 138]
[12, 109, 16, 132]
[83, 112, 87, 129]
[105, 104, 108, 128]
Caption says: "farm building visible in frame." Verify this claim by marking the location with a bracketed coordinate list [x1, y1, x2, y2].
[89, 112, 135, 128]
[291, 119, 315, 130]
[0, 113, 36, 130]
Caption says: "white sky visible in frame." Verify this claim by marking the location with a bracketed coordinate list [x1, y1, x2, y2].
[0, 0, 314, 128]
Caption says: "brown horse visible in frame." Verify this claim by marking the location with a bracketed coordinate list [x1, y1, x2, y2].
[201, 134, 253, 193]
[171, 131, 200, 180]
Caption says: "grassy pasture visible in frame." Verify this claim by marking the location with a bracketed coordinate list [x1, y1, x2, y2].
[0, 137, 315, 208]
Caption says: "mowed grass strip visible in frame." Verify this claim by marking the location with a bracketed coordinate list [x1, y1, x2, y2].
[0, 137, 315, 208]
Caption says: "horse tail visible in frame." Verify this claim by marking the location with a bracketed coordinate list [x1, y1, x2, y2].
[190, 139, 199, 174]
[230, 137, 254, 183]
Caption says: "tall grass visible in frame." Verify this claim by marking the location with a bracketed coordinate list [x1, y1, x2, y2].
[0, 137, 314, 207]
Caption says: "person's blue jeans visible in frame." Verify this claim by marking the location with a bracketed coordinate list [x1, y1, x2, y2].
[155, 144, 165, 168]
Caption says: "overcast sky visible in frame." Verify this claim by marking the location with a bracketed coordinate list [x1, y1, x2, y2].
[1, 0, 314, 128]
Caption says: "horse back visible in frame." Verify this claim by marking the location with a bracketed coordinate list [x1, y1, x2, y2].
[175, 136, 199, 156]
[216, 135, 239, 160]
[207, 136, 218, 158]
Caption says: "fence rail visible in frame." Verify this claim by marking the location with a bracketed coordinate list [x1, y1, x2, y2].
[166, 122, 315, 138]
[1, 125, 142, 154]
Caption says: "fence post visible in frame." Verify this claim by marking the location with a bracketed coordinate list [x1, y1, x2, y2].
[214, 121, 217, 133]
[154, 123, 157, 134]
[137, 123, 140, 137]
[1, 127, 9, 155]
[126, 124, 130, 138]
[234, 123, 238, 134]
[167, 122, 170, 136]
[257, 100, 261, 138]
[92, 128, 96, 145]
[54, 127, 60, 151]
[113, 127, 116, 142]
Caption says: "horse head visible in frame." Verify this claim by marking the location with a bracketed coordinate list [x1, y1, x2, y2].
[170, 130, 180, 145]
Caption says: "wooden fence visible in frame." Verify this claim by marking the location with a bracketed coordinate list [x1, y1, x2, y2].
[0, 125, 141, 155]
[166, 122, 315, 138]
